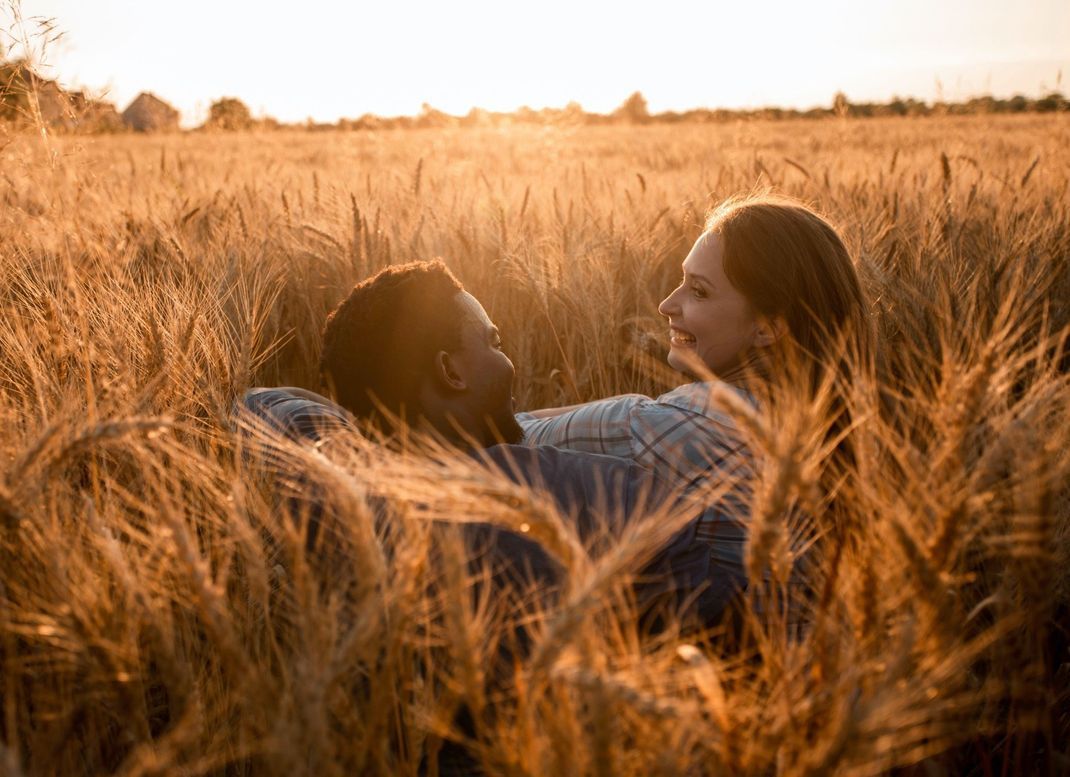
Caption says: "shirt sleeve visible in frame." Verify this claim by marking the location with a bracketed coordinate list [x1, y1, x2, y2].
[239, 388, 354, 443]
[519, 393, 746, 484]
[517, 394, 651, 458]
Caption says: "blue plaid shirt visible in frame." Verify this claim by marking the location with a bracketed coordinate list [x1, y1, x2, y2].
[240, 387, 354, 442]
[237, 386, 742, 620]
[517, 382, 755, 552]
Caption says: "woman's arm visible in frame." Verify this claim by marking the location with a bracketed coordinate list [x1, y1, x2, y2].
[522, 403, 591, 420]
[521, 395, 642, 420]
[516, 394, 650, 456]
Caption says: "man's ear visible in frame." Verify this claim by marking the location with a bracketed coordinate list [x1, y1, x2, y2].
[753, 316, 788, 349]
[432, 350, 467, 391]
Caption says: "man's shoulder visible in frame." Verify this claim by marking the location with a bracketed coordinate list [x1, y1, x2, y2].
[242, 386, 345, 411]
[239, 386, 355, 442]
[481, 444, 666, 537]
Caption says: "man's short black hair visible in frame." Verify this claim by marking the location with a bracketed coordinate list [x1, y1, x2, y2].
[320, 260, 465, 421]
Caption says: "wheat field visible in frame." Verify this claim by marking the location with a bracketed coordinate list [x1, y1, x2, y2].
[0, 114, 1068, 775]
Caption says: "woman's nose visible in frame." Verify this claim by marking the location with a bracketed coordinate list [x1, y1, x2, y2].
[658, 288, 679, 318]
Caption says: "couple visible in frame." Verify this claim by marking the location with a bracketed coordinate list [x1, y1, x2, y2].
[242, 193, 870, 623]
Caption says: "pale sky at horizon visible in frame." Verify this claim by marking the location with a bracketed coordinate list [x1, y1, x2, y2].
[5, 1, 1069, 126]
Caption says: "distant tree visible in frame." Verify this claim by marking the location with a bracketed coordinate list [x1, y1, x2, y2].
[964, 96, 996, 114]
[415, 103, 453, 128]
[904, 98, 928, 117]
[887, 96, 908, 116]
[460, 107, 492, 127]
[344, 113, 383, 130]
[1007, 95, 1029, 113]
[614, 91, 650, 123]
[563, 100, 584, 115]
[832, 91, 850, 119]
[206, 97, 253, 130]
[514, 105, 538, 124]
[1034, 92, 1067, 112]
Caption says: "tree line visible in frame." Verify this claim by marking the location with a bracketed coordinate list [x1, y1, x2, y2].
[2, 60, 1067, 135]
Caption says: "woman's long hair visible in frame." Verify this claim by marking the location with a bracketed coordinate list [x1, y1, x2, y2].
[709, 194, 873, 391]
[706, 194, 875, 541]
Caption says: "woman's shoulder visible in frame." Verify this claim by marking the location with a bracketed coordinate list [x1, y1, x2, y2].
[651, 381, 756, 425]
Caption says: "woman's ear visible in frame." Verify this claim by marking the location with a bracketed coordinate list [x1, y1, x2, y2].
[753, 316, 788, 349]
[433, 350, 468, 391]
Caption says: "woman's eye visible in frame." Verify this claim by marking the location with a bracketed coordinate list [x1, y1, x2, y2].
[691, 284, 708, 299]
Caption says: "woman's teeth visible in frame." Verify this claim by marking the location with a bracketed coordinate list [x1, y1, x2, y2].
[670, 328, 696, 346]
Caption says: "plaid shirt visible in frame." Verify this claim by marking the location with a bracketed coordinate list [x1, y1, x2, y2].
[237, 386, 743, 620]
[239, 387, 355, 443]
[517, 382, 755, 551]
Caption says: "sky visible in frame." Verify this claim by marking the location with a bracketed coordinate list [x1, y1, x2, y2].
[5, 0, 1069, 126]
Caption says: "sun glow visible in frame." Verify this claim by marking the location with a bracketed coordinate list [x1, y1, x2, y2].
[10, 0, 1070, 126]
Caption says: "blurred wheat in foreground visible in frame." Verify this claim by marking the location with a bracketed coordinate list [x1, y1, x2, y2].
[0, 115, 1068, 776]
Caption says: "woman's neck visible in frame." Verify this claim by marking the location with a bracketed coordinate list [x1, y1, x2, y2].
[716, 349, 771, 390]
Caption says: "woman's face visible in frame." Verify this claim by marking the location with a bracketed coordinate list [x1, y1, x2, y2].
[658, 232, 762, 376]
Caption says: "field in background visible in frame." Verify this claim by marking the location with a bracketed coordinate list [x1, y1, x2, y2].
[0, 115, 1068, 775]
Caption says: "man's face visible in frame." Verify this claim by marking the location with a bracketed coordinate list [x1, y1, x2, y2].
[450, 291, 523, 445]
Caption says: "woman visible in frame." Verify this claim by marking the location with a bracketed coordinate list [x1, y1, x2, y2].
[518, 194, 872, 560]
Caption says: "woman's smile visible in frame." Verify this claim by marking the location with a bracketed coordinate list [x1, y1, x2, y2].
[657, 232, 762, 376]
[669, 325, 697, 348]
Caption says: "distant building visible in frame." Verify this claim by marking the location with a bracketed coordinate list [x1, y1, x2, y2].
[38, 81, 123, 132]
[77, 97, 125, 132]
[0, 60, 123, 132]
[122, 92, 180, 132]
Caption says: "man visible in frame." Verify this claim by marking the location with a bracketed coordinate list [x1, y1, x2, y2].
[320, 259, 522, 447]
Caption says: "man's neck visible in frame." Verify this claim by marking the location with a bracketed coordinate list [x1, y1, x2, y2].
[416, 406, 484, 450]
